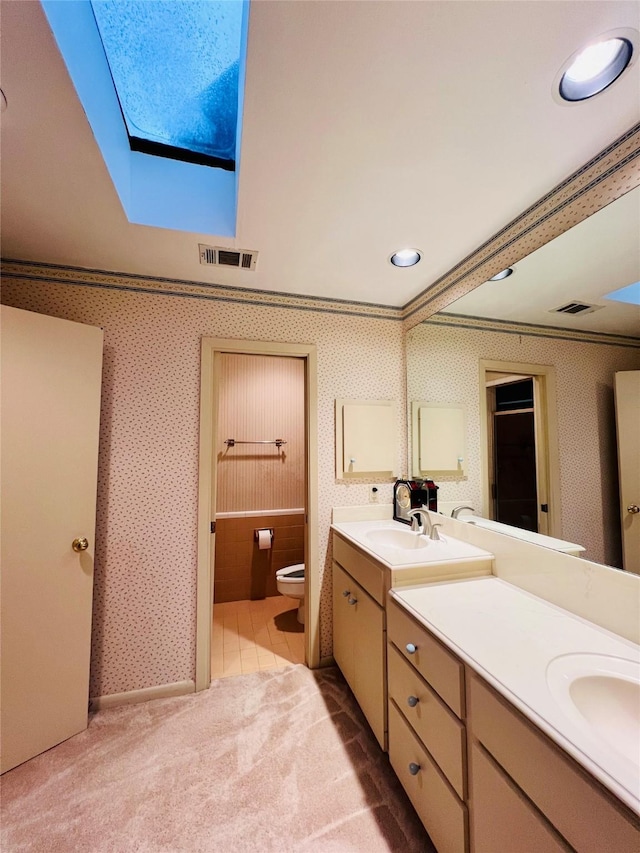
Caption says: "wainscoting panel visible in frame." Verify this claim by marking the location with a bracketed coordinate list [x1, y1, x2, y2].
[216, 353, 305, 513]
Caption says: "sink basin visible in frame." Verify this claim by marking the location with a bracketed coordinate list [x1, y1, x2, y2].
[365, 528, 429, 550]
[546, 653, 640, 762]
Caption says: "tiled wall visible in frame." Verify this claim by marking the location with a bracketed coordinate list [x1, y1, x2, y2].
[406, 321, 640, 566]
[214, 513, 304, 602]
[1, 273, 405, 696]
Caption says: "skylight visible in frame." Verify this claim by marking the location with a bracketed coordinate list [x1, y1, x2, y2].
[41, 0, 249, 236]
[91, 1, 243, 170]
[604, 281, 640, 306]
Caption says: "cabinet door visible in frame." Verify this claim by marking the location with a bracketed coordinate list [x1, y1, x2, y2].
[470, 743, 571, 853]
[332, 561, 354, 684]
[352, 581, 386, 748]
[333, 560, 386, 749]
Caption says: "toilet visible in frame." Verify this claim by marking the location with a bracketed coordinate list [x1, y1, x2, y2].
[276, 564, 305, 624]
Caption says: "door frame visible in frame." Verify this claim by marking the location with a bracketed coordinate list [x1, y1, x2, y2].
[479, 359, 562, 538]
[196, 338, 319, 691]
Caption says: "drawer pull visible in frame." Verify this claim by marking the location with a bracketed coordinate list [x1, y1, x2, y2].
[342, 590, 350, 597]
[348, 597, 357, 606]
[408, 762, 421, 776]
[406, 643, 417, 654]
[407, 695, 419, 708]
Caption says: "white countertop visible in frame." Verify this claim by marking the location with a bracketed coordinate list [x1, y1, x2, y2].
[390, 577, 640, 815]
[331, 518, 493, 569]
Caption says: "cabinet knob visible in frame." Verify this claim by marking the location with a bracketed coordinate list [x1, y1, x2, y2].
[72, 537, 89, 552]
[407, 695, 419, 708]
[342, 590, 350, 597]
[348, 597, 357, 606]
[406, 643, 417, 654]
[408, 762, 421, 776]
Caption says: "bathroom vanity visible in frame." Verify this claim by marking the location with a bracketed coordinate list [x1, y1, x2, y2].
[331, 518, 494, 750]
[331, 509, 640, 853]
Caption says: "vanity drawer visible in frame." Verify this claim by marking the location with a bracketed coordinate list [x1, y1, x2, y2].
[469, 742, 572, 853]
[387, 597, 464, 718]
[388, 700, 467, 853]
[332, 533, 384, 605]
[468, 673, 640, 853]
[387, 643, 466, 799]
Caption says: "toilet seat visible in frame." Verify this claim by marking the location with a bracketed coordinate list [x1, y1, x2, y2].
[276, 564, 305, 583]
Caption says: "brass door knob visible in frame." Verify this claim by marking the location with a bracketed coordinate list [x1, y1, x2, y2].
[72, 537, 89, 552]
[627, 505, 640, 515]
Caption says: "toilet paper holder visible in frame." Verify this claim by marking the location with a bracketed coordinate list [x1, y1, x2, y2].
[255, 528, 273, 551]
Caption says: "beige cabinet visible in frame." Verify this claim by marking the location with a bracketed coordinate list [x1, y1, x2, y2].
[385, 598, 640, 853]
[467, 673, 640, 853]
[335, 398, 397, 478]
[386, 598, 468, 853]
[332, 534, 387, 749]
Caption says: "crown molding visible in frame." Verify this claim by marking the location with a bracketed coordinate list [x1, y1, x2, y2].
[426, 312, 640, 349]
[0, 259, 402, 322]
[402, 123, 640, 329]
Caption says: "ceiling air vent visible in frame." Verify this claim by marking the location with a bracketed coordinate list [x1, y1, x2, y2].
[551, 301, 602, 316]
[198, 244, 258, 271]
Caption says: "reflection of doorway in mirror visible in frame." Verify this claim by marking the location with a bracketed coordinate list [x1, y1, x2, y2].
[489, 378, 538, 532]
[480, 360, 562, 539]
[614, 371, 640, 575]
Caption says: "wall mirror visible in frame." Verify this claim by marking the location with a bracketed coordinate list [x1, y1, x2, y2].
[406, 183, 640, 569]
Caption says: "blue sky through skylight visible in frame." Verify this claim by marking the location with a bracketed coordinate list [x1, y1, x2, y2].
[604, 281, 640, 306]
[42, 0, 249, 235]
[91, 0, 244, 168]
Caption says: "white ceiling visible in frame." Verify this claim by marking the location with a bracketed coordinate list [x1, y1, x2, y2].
[446, 185, 640, 336]
[1, 1, 640, 331]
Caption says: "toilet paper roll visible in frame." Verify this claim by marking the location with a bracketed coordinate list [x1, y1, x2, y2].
[257, 529, 272, 550]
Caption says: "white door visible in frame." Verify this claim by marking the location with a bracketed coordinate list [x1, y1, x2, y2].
[614, 371, 640, 575]
[1, 306, 103, 773]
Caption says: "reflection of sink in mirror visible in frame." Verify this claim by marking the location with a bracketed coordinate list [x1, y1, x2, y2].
[366, 528, 429, 551]
[546, 653, 640, 762]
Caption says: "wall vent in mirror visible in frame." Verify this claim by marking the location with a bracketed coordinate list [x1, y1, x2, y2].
[551, 301, 602, 315]
[199, 244, 258, 270]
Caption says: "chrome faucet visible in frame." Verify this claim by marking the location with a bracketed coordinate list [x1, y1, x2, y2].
[410, 508, 433, 537]
[451, 505, 475, 519]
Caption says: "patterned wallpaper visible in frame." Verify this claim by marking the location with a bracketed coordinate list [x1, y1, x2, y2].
[1, 275, 405, 696]
[407, 322, 640, 566]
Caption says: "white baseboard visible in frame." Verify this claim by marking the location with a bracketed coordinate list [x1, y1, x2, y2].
[90, 679, 195, 711]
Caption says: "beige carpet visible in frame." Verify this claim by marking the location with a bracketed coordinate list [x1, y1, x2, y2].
[1, 665, 435, 852]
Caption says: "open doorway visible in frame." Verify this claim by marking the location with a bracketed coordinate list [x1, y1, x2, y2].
[211, 352, 306, 678]
[479, 360, 562, 538]
[196, 339, 319, 692]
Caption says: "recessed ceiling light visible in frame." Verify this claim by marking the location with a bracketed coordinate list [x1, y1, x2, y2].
[488, 268, 514, 281]
[559, 36, 634, 101]
[390, 249, 421, 268]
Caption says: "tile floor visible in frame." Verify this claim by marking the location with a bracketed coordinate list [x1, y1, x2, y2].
[211, 595, 305, 679]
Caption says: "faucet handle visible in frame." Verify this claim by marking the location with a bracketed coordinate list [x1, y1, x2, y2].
[430, 523, 443, 541]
